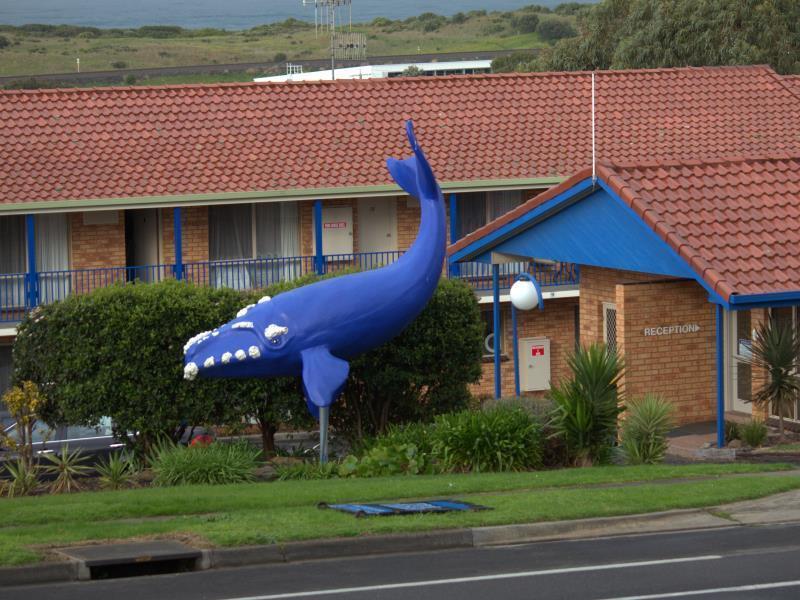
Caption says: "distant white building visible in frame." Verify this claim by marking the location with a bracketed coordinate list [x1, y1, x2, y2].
[254, 60, 493, 83]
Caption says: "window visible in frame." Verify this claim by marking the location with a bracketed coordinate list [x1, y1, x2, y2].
[603, 302, 617, 355]
[0, 214, 70, 308]
[456, 191, 524, 238]
[209, 202, 300, 289]
[481, 307, 505, 357]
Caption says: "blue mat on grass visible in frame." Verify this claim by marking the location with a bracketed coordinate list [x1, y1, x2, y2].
[318, 499, 491, 517]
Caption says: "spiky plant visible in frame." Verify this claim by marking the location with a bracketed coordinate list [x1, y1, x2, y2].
[2, 458, 40, 498]
[746, 317, 800, 440]
[41, 445, 91, 493]
[620, 394, 674, 465]
[95, 452, 135, 490]
[548, 343, 625, 466]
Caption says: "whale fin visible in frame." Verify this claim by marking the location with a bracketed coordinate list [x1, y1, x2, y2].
[301, 346, 350, 420]
[386, 120, 441, 203]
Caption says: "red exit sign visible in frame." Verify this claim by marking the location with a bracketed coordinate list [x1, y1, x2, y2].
[531, 346, 545, 357]
[324, 221, 348, 229]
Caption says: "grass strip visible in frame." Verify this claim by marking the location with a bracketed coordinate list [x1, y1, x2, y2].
[0, 464, 795, 566]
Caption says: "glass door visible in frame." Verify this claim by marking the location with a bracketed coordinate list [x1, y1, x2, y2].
[726, 310, 753, 414]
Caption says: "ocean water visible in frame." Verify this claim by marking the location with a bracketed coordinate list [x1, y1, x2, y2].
[0, 0, 576, 29]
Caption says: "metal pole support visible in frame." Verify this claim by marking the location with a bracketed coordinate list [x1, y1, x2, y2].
[319, 406, 330, 464]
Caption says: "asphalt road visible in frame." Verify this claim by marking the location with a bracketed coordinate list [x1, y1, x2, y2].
[7, 523, 800, 599]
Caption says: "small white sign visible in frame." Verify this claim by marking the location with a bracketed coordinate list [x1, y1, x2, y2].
[643, 324, 701, 337]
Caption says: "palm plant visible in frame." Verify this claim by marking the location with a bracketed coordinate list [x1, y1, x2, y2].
[2, 458, 40, 498]
[620, 394, 674, 465]
[95, 452, 136, 490]
[41, 445, 92, 493]
[548, 343, 625, 466]
[746, 317, 800, 440]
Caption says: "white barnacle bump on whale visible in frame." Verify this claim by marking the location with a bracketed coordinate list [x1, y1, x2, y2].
[248, 345, 261, 359]
[183, 330, 212, 355]
[183, 362, 199, 381]
[235, 349, 247, 361]
[232, 321, 254, 330]
[236, 303, 256, 318]
[221, 352, 232, 364]
[203, 356, 215, 368]
[264, 324, 289, 340]
[257, 295, 272, 304]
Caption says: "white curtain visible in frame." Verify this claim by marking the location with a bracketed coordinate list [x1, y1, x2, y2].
[0, 216, 26, 310]
[255, 202, 300, 284]
[209, 205, 252, 289]
[36, 214, 70, 304]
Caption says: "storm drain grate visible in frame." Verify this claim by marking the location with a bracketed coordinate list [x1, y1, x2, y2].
[56, 541, 203, 580]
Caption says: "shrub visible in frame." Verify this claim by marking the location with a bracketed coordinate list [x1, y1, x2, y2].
[273, 52, 287, 63]
[41, 446, 91, 493]
[725, 420, 741, 443]
[511, 13, 540, 34]
[332, 277, 483, 443]
[536, 17, 578, 44]
[0, 381, 46, 468]
[0, 35, 9, 50]
[740, 419, 768, 448]
[95, 452, 136, 490]
[150, 440, 260, 486]
[2, 459, 39, 497]
[548, 344, 624, 466]
[110, 61, 128, 69]
[338, 442, 430, 478]
[433, 405, 543, 472]
[12, 280, 295, 452]
[492, 51, 539, 73]
[620, 394, 674, 465]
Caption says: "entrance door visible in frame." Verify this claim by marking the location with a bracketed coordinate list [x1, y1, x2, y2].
[358, 198, 397, 261]
[125, 209, 161, 282]
[725, 309, 753, 415]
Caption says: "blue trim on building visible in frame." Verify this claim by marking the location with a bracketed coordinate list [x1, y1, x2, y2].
[314, 200, 324, 275]
[448, 193, 460, 278]
[449, 178, 596, 264]
[173, 207, 183, 281]
[716, 304, 725, 448]
[25, 214, 38, 309]
[492, 264, 501, 399]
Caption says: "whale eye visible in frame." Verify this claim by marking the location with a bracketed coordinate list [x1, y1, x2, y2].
[269, 336, 282, 346]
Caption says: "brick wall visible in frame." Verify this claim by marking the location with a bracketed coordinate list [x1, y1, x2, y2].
[579, 265, 663, 345]
[616, 279, 717, 424]
[469, 297, 578, 398]
[70, 211, 126, 270]
[398, 196, 421, 251]
[161, 206, 209, 265]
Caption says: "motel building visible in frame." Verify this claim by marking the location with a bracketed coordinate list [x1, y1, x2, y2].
[2, 65, 800, 440]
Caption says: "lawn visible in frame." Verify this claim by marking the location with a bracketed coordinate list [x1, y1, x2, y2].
[0, 463, 796, 567]
[0, 10, 557, 78]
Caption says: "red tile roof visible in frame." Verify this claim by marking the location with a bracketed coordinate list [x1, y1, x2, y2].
[1, 65, 800, 206]
[782, 74, 800, 95]
[450, 155, 800, 301]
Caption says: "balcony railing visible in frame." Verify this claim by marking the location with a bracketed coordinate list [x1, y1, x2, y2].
[0, 252, 578, 324]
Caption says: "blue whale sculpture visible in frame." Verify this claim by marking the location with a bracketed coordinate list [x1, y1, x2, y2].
[183, 121, 446, 429]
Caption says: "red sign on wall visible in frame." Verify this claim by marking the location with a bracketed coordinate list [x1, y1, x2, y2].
[324, 221, 348, 229]
[531, 346, 545, 357]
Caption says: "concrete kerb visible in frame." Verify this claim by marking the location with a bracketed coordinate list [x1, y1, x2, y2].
[0, 509, 742, 588]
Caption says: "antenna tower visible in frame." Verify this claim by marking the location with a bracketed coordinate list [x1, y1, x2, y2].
[302, 0, 365, 80]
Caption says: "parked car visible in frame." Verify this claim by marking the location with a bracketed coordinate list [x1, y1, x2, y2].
[0, 418, 214, 467]
[0, 417, 126, 466]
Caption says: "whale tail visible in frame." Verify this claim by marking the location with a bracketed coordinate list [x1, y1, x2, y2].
[386, 120, 442, 204]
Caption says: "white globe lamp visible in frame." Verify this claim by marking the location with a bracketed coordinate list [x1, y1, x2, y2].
[510, 278, 540, 311]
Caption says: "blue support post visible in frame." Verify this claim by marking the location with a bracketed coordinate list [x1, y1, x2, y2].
[492, 264, 502, 399]
[25, 214, 38, 309]
[448, 194, 460, 277]
[314, 200, 324, 275]
[173, 207, 183, 281]
[512, 304, 520, 397]
[716, 303, 725, 448]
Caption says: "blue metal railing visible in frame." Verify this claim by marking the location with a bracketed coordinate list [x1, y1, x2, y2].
[451, 261, 579, 291]
[0, 252, 578, 323]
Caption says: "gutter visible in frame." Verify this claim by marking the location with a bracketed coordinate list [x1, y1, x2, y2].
[0, 177, 564, 216]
